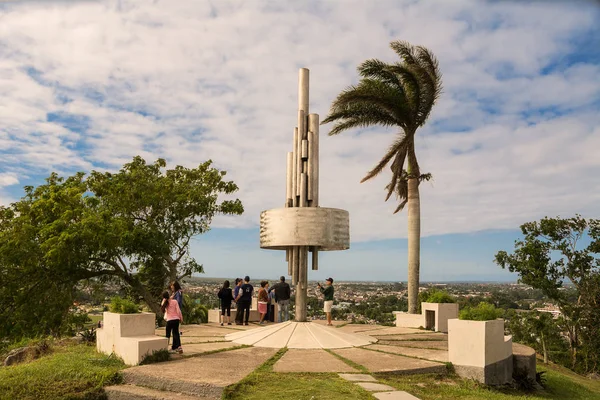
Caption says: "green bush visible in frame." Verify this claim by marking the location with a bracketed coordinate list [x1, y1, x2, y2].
[182, 294, 208, 324]
[109, 297, 140, 314]
[424, 290, 456, 304]
[459, 302, 503, 321]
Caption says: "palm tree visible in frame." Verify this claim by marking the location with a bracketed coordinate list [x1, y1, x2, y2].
[322, 41, 442, 314]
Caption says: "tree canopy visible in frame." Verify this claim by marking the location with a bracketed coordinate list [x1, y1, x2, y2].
[0, 157, 243, 339]
[495, 215, 600, 372]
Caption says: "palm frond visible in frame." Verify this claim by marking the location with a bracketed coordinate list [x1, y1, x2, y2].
[328, 79, 410, 123]
[357, 59, 404, 92]
[361, 135, 408, 183]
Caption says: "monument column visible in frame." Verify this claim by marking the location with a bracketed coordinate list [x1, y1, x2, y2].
[259, 68, 350, 323]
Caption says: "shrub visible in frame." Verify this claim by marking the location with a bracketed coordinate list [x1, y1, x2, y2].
[182, 294, 208, 324]
[459, 302, 503, 321]
[109, 297, 140, 314]
[425, 290, 456, 304]
[140, 349, 171, 365]
[78, 328, 96, 344]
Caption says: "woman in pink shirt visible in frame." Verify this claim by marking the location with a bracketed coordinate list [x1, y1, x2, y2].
[161, 291, 183, 353]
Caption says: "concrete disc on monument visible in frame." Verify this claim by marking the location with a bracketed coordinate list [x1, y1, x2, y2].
[225, 322, 377, 349]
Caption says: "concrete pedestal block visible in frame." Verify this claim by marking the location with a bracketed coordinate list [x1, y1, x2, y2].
[448, 319, 513, 385]
[394, 312, 423, 329]
[97, 312, 167, 366]
[421, 303, 459, 333]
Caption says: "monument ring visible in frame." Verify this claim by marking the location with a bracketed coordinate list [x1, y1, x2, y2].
[260, 207, 350, 251]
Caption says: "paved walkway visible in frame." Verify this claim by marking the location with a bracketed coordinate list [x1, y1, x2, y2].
[339, 373, 421, 399]
[105, 322, 444, 399]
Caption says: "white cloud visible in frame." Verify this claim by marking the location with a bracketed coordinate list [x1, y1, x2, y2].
[0, 0, 598, 243]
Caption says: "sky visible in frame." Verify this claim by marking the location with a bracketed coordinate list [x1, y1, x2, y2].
[0, 0, 599, 282]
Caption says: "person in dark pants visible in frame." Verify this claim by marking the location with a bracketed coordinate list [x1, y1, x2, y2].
[235, 276, 254, 325]
[161, 291, 183, 353]
[269, 276, 291, 322]
[233, 278, 244, 325]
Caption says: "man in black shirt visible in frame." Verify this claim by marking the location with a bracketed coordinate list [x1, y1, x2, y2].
[269, 276, 291, 322]
[235, 276, 254, 325]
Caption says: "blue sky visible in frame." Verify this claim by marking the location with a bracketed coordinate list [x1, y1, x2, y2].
[0, 0, 599, 282]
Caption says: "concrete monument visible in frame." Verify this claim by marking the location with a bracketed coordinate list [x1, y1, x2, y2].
[259, 68, 350, 322]
[226, 69, 376, 349]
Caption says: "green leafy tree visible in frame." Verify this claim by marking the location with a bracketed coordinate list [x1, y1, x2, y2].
[459, 302, 503, 321]
[0, 157, 243, 338]
[495, 215, 600, 371]
[505, 309, 569, 365]
[323, 40, 442, 314]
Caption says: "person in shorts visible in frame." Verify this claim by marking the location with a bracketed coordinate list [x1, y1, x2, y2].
[217, 280, 234, 326]
[318, 277, 334, 326]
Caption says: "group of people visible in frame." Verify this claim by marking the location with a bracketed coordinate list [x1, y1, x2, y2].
[217, 276, 335, 326]
[217, 275, 292, 326]
[160, 281, 184, 354]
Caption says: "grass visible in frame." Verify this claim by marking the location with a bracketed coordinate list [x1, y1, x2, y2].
[222, 348, 374, 399]
[376, 363, 600, 400]
[324, 348, 369, 373]
[0, 343, 125, 400]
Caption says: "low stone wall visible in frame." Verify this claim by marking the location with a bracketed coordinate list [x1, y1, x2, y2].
[512, 342, 537, 382]
[97, 312, 167, 366]
[448, 319, 514, 385]
[393, 312, 423, 329]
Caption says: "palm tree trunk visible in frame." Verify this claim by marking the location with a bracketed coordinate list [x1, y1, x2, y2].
[407, 176, 421, 314]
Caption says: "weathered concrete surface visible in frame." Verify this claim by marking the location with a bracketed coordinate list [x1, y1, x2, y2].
[378, 340, 448, 350]
[367, 344, 449, 363]
[332, 348, 446, 375]
[338, 373, 377, 382]
[374, 391, 421, 400]
[123, 347, 277, 398]
[352, 327, 431, 336]
[260, 207, 350, 251]
[178, 337, 229, 345]
[226, 321, 377, 349]
[273, 349, 358, 373]
[182, 342, 241, 355]
[105, 384, 204, 400]
[357, 382, 396, 392]
[373, 334, 446, 341]
[513, 342, 536, 382]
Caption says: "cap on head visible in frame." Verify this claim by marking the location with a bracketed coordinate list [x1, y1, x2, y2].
[326, 277, 333, 283]
[244, 275, 250, 282]
[280, 276, 286, 282]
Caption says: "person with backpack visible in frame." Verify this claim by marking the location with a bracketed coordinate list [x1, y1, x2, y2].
[269, 276, 291, 322]
[235, 276, 254, 326]
[217, 280, 234, 326]
[161, 291, 183, 353]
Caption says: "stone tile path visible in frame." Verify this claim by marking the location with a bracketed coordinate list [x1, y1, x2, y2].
[378, 340, 448, 350]
[332, 347, 446, 374]
[107, 346, 277, 399]
[339, 373, 421, 399]
[273, 349, 358, 373]
[366, 344, 449, 363]
[106, 323, 447, 399]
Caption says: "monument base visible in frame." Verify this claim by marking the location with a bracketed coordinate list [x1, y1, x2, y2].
[225, 321, 377, 349]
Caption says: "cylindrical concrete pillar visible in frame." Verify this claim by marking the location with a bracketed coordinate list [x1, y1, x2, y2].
[298, 68, 309, 114]
[308, 114, 319, 206]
